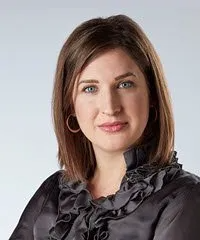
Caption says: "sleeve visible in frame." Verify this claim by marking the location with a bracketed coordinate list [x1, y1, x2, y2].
[9, 171, 61, 240]
[153, 182, 200, 240]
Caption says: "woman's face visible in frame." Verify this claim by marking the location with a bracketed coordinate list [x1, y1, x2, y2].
[73, 48, 149, 154]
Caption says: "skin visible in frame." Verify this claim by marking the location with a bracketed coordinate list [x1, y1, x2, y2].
[73, 48, 150, 198]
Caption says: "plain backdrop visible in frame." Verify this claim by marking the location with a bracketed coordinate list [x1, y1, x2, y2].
[1, 1, 200, 239]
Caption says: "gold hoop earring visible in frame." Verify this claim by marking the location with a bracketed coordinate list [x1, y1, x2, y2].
[66, 114, 80, 133]
[150, 106, 158, 122]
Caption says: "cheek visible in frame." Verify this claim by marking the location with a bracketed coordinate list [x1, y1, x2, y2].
[74, 97, 96, 123]
[126, 92, 149, 117]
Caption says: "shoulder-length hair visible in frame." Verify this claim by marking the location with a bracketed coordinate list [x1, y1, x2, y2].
[52, 15, 174, 181]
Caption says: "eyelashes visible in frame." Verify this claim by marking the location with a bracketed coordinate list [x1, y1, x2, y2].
[83, 86, 98, 93]
[118, 81, 134, 89]
[82, 80, 135, 94]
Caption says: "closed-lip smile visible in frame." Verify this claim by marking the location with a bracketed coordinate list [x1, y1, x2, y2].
[99, 121, 127, 127]
[98, 121, 128, 133]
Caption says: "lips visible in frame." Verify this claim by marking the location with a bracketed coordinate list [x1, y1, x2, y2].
[98, 121, 128, 133]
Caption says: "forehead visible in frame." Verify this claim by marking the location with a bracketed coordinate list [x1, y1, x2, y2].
[76, 48, 144, 84]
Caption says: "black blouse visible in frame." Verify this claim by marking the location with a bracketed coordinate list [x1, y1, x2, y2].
[10, 146, 200, 240]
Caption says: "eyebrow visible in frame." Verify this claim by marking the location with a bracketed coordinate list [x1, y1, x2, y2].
[115, 72, 137, 80]
[78, 72, 137, 85]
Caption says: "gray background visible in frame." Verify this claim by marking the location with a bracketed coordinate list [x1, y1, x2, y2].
[1, 1, 200, 239]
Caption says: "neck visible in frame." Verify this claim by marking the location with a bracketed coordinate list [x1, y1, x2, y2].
[88, 147, 127, 198]
[94, 147, 126, 177]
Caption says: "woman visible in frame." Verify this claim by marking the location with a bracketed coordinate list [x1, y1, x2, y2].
[10, 15, 200, 240]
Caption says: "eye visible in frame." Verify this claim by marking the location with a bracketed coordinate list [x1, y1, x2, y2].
[82, 86, 97, 93]
[118, 81, 134, 89]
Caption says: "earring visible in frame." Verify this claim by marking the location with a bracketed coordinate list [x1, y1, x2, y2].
[150, 105, 158, 122]
[66, 114, 80, 133]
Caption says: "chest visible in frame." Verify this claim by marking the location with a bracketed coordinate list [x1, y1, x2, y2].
[49, 196, 166, 240]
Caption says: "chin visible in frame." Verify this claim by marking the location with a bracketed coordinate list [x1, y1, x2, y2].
[91, 130, 144, 153]
[98, 140, 135, 153]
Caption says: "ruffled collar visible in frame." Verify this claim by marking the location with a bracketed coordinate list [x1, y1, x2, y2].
[49, 144, 182, 240]
[123, 140, 153, 172]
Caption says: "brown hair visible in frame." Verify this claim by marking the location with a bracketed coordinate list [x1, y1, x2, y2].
[52, 15, 174, 181]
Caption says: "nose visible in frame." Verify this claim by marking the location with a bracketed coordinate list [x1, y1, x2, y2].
[100, 89, 122, 116]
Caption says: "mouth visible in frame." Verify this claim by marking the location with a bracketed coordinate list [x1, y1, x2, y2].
[98, 121, 128, 133]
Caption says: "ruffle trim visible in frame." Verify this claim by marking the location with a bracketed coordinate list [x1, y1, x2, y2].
[49, 152, 182, 240]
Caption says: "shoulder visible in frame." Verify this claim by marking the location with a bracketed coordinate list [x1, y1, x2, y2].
[153, 170, 200, 239]
[155, 170, 200, 240]
[159, 168, 200, 207]
[149, 166, 200, 221]
[172, 171, 200, 208]
[27, 170, 63, 204]
[36, 170, 63, 192]
[21, 170, 64, 214]
[172, 169, 200, 209]
[171, 169, 200, 196]
[9, 170, 64, 239]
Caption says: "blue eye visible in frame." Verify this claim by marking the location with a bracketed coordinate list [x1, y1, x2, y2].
[83, 86, 97, 93]
[118, 81, 134, 89]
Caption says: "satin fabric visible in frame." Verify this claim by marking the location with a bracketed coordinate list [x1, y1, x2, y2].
[10, 146, 200, 240]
